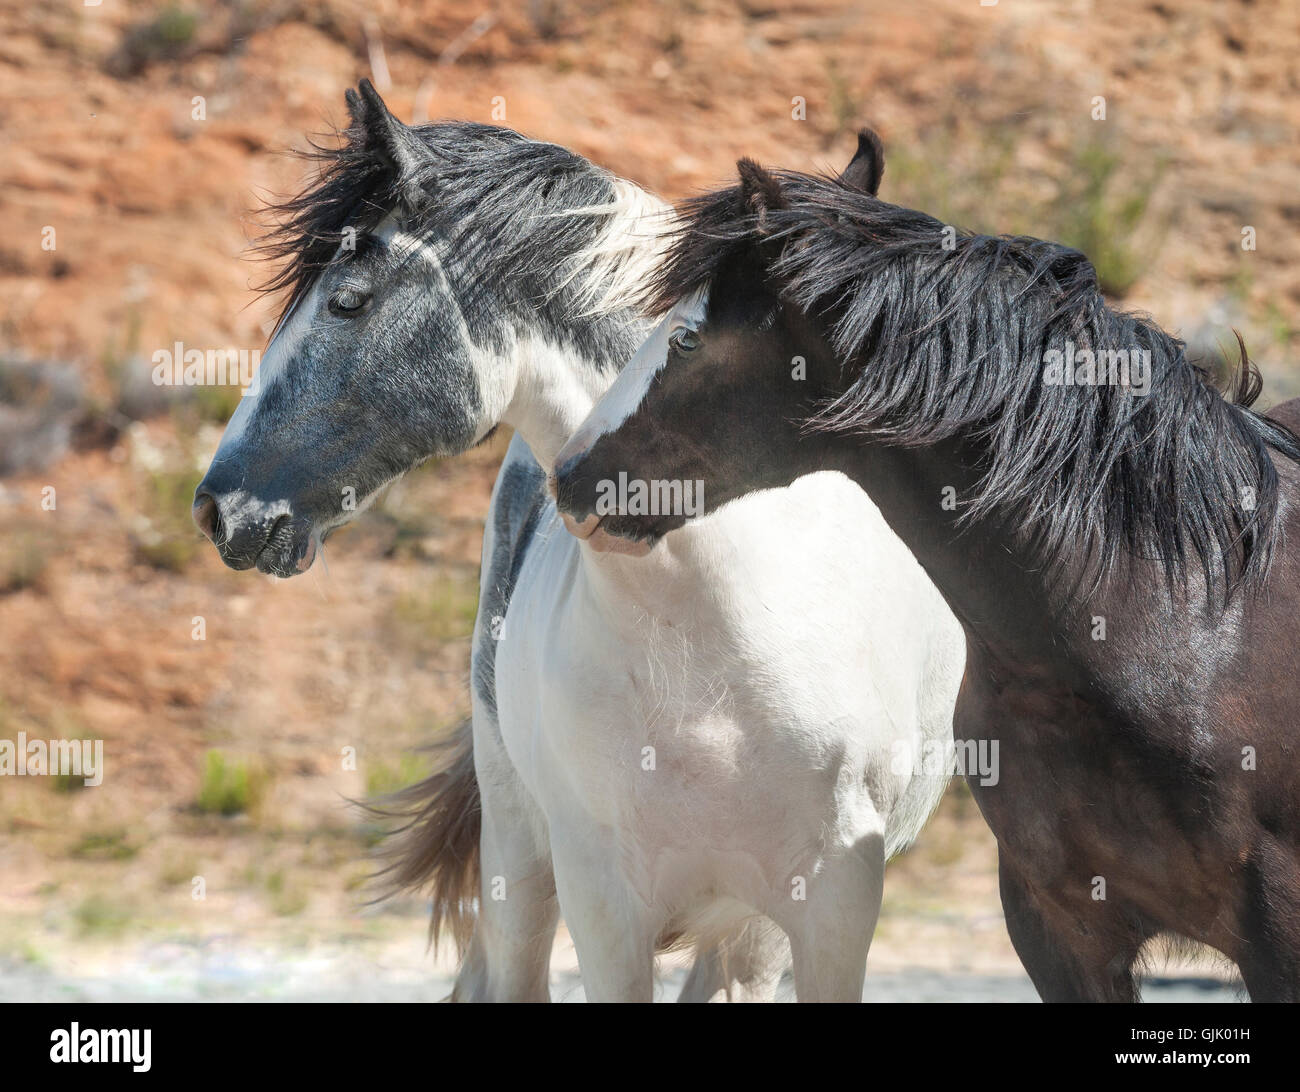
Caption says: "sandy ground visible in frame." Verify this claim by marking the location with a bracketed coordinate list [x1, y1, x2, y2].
[0, 933, 1241, 1003]
[1, 779, 1241, 1003]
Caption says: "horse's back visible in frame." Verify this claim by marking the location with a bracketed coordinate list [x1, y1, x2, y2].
[1264, 396, 1300, 542]
[1266, 396, 1300, 435]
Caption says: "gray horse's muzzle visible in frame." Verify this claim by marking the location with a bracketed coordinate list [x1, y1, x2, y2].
[193, 468, 318, 577]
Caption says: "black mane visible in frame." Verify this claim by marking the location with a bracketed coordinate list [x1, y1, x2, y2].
[651, 171, 1300, 600]
[255, 118, 633, 348]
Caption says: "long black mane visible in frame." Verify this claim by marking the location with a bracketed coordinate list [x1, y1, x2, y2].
[255, 116, 641, 357]
[651, 170, 1300, 600]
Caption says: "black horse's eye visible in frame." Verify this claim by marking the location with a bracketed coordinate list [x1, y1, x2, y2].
[328, 288, 371, 317]
[669, 327, 700, 354]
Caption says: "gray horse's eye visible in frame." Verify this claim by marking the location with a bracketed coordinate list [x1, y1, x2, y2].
[328, 288, 371, 317]
[669, 327, 700, 353]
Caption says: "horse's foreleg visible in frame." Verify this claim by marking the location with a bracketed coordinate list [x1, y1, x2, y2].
[549, 826, 659, 1003]
[998, 852, 1147, 1003]
[677, 944, 726, 1003]
[1233, 836, 1300, 1002]
[452, 751, 558, 1002]
[776, 831, 885, 1003]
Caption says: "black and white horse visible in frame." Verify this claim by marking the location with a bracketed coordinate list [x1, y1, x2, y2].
[553, 144, 1300, 1001]
[194, 88, 963, 1001]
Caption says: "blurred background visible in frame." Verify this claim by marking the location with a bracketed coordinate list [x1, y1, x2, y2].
[1, 0, 1294, 1000]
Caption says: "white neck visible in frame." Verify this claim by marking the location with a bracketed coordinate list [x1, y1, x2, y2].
[500, 337, 632, 471]
[499, 334, 748, 616]
[496, 176, 671, 470]
[486, 178, 742, 605]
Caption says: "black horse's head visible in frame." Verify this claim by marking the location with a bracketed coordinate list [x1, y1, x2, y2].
[552, 133, 886, 552]
[556, 131, 1300, 610]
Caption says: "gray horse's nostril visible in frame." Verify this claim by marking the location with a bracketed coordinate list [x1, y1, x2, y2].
[192, 493, 220, 543]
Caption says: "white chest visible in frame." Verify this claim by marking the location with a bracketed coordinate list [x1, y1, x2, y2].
[490, 474, 958, 903]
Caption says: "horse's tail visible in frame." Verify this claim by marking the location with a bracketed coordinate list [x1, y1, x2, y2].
[366, 716, 481, 954]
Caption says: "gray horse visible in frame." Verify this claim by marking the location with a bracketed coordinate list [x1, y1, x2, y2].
[194, 83, 963, 1001]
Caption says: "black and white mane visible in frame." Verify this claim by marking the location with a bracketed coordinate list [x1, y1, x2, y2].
[258, 115, 660, 361]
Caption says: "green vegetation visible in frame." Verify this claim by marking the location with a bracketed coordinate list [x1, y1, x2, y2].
[1050, 138, 1164, 297]
[887, 128, 1164, 298]
[190, 382, 243, 426]
[110, 6, 200, 77]
[0, 528, 48, 595]
[825, 59, 859, 145]
[157, 853, 199, 889]
[72, 894, 134, 938]
[264, 869, 308, 917]
[68, 829, 138, 862]
[50, 771, 87, 794]
[392, 573, 479, 645]
[133, 466, 203, 572]
[364, 752, 431, 799]
[195, 751, 269, 817]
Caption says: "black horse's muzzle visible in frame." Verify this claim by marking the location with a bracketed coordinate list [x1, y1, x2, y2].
[550, 448, 676, 557]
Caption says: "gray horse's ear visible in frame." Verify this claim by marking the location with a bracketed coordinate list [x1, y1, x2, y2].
[737, 157, 787, 233]
[839, 129, 885, 196]
[348, 79, 426, 186]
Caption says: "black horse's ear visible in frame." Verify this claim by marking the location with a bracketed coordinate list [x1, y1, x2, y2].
[344, 86, 366, 127]
[838, 129, 885, 196]
[737, 158, 787, 232]
[346, 79, 426, 186]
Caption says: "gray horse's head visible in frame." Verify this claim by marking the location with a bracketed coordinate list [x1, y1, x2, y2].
[194, 80, 649, 575]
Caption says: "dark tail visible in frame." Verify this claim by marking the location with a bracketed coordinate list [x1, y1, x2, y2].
[365, 717, 481, 954]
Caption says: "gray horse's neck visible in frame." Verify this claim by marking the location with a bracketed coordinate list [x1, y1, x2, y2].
[497, 178, 668, 470]
[500, 319, 652, 470]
